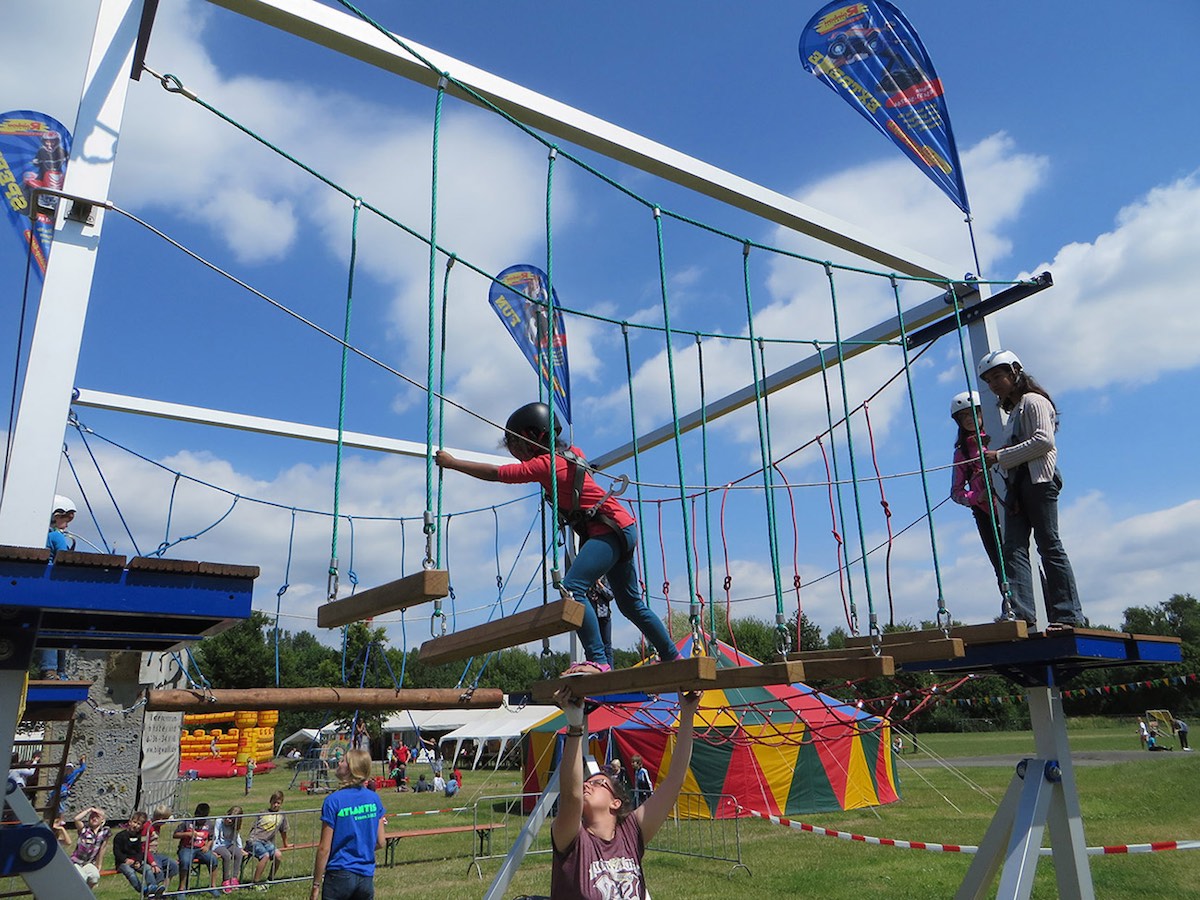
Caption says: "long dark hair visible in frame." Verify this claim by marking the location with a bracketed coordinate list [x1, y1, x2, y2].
[999, 368, 1058, 421]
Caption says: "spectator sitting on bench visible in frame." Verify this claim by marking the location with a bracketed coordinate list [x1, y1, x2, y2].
[174, 802, 219, 894]
[113, 811, 165, 897]
[247, 791, 290, 888]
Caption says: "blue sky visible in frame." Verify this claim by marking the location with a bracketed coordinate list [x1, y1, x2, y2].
[2, 1, 1198, 659]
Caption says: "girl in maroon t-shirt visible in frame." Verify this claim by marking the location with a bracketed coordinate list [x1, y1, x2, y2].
[436, 402, 679, 674]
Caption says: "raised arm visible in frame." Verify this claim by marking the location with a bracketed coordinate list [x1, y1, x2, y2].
[435, 450, 500, 482]
[549, 688, 586, 851]
[635, 691, 701, 842]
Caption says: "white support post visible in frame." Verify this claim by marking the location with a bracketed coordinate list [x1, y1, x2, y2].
[954, 684, 1094, 900]
[0, 0, 145, 547]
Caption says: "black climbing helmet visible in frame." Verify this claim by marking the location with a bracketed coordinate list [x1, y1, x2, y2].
[505, 402, 561, 449]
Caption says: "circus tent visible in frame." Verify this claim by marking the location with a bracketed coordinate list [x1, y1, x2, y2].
[522, 635, 900, 817]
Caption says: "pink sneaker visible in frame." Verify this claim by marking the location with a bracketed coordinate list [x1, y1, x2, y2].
[562, 661, 612, 676]
[222, 880, 232, 894]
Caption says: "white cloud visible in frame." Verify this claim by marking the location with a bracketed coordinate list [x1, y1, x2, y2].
[989, 173, 1200, 392]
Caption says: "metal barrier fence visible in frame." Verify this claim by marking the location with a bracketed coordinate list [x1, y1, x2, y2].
[647, 792, 749, 875]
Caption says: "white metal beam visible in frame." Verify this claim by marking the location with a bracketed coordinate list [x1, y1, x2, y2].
[591, 289, 961, 468]
[205, 0, 954, 282]
[0, 0, 145, 546]
[72, 388, 510, 465]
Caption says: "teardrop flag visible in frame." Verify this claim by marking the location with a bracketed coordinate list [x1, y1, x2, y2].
[0, 111, 72, 279]
[488, 264, 572, 425]
[799, 2, 969, 214]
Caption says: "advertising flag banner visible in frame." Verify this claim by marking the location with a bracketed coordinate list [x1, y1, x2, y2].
[0, 110, 72, 278]
[488, 264, 572, 425]
[799, 2, 969, 214]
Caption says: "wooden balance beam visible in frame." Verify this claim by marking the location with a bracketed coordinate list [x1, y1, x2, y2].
[531, 656, 717, 702]
[785, 648, 896, 679]
[317, 569, 450, 628]
[418, 598, 587, 667]
[144, 687, 503, 712]
[709, 659, 808, 690]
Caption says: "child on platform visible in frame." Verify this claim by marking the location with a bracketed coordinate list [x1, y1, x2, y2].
[436, 402, 679, 675]
[949, 390, 1003, 585]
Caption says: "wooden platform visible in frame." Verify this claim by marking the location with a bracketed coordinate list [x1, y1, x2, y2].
[845, 620, 1028, 651]
[710, 660, 808, 690]
[419, 598, 586, 667]
[531, 656, 717, 702]
[318, 569, 450, 628]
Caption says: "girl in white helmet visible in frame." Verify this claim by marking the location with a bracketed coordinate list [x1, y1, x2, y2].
[977, 350, 1083, 630]
[38, 495, 78, 678]
[948, 391, 1002, 585]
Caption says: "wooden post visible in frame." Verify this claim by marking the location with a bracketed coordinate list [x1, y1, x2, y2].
[145, 687, 504, 712]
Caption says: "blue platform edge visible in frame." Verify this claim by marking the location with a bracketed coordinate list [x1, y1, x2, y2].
[909, 629, 1182, 679]
[0, 554, 255, 652]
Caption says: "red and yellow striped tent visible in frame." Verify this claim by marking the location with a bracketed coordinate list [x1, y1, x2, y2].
[523, 636, 900, 817]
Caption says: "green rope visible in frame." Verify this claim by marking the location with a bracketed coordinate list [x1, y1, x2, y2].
[824, 264, 877, 647]
[815, 340, 858, 633]
[544, 147, 562, 578]
[652, 208, 697, 610]
[435, 254, 457, 567]
[328, 197, 362, 600]
[622, 323, 653, 605]
[695, 333, 716, 648]
[740, 246, 786, 634]
[888, 275, 951, 629]
[756, 336, 792, 655]
[946, 283, 1011, 617]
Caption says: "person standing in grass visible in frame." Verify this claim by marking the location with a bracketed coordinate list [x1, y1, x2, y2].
[310, 749, 386, 900]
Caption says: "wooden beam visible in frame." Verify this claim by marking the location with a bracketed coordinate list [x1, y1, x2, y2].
[318, 569, 449, 628]
[845, 620, 1029, 650]
[145, 687, 504, 712]
[530, 656, 717, 702]
[839, 638, 965, 664]
[128, 556, 200, 574]
[786, 649, 895, 679]
[418, 599, 586, 667]
[53, 550, 126, 568]
[710, 660, 807, 690]
[0, 544, 50, 563]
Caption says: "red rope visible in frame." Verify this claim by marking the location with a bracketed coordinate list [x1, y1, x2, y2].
[817, 436, 851, 629]
[862, 402, 895, 626]
[771, 463, 804, 650]
[718, 484, 739, 657]
[657, 500, 672, 638]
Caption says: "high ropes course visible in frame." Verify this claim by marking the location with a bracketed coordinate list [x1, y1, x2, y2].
[0, 2, 1182, 899]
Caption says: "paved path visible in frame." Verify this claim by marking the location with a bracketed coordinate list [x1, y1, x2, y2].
[902, 749, 1192, 768]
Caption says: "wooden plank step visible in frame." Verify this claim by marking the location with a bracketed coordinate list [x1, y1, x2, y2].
[318, 569, 449, 628]
[128, 556, 200, 574]
[839, 637, 965, 663]
[531, 656, 717, 702]
[52, 550, 127, 569]
[845, 620, 1029, 650]
[785, 649, 895, 679]
[0, 544, 51, 563]
[418, 598, 586, 667]
[710, 660, 807, 690]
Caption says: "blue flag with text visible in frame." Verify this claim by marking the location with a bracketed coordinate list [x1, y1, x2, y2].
[488, 264, 572, 425]
[0, 110, 72, 279]
[799, 2, 969, 214]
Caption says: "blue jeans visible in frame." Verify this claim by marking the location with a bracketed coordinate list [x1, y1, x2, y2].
[562, 525, 677, 665]
[179, 847, 216, 886]
[322, 869, 375, 899]
[36, 648, 65, 677]
[117, 861, 161, 894]
[1002, 469, 1082, 627]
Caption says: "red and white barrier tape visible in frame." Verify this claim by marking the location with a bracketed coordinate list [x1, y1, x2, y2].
[741, 809, 1200, 856]
[386, 806, 471, 817]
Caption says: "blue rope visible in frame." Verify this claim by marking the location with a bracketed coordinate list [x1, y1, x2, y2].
[72, 422, 142, 556]
[274, 509, 296, 687]
[153, 494, 240, 557]
[62, 443, 113, 553]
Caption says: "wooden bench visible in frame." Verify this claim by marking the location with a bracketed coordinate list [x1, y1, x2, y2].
[382, 822, 505, 867]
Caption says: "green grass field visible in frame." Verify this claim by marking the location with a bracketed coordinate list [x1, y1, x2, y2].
[13, 718, 1197, 899]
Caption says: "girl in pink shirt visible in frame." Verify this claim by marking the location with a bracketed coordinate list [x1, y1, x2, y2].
[436, 402, 679, 674]
[949, 390, 1002, 584]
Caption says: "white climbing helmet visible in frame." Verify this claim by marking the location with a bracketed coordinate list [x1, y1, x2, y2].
[976, 349, 1022, 379]
[52, 494, 76, 515]
[949, 390, 981, 418]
